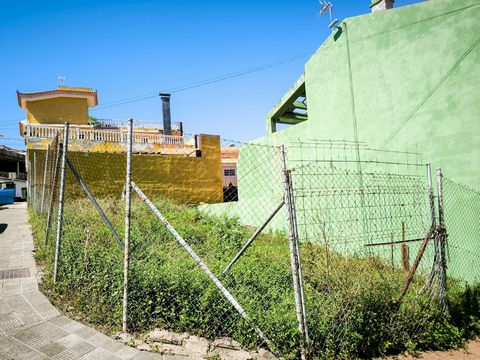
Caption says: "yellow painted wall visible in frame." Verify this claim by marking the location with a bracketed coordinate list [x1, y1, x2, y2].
[26, 97, 89, 125]
[27, 134, 224, 205]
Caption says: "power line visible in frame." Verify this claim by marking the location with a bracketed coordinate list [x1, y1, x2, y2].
[7, 4, 471, 126]
[17, 52, 311, 124]
[0, 137, 24, 142]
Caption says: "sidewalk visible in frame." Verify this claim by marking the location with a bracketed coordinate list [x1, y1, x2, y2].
[0, 202, 174, 360]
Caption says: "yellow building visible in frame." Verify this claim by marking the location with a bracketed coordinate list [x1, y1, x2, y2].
[17, 86, 98, 125]
[18, 86, 223, 204]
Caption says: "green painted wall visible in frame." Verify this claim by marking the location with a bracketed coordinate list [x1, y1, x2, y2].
[229, 0, 480, 283]
[262, 0, 479, 189]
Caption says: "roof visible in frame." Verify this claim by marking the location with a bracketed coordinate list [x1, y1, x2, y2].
[0, 145, 25, 162]
[221, 146, 239, 164]
[17, 86, 98, 108]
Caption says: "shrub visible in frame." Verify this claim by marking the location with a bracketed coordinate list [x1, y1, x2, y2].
[30, 199, 480, 359]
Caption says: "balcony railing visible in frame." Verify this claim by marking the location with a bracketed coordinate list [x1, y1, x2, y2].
[24, 123, 185, 147]
[92, 118, 182, 131]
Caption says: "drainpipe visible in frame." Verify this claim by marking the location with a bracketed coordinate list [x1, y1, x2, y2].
[160, 93, 172, 135]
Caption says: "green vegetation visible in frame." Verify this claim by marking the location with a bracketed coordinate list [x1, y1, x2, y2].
[30, 198, 480, 359]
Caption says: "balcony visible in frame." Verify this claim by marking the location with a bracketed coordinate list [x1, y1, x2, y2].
[21, 121, 185, 147]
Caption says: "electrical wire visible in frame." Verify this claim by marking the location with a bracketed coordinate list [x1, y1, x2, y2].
[12, 52, 311, 124]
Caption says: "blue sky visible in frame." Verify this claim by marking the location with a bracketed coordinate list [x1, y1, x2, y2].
[0, 0, 422, 149]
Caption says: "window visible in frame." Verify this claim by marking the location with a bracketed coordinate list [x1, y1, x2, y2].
[224, 169, 236, 177]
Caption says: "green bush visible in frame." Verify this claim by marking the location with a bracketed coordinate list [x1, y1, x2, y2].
[30, 199, 480, 359]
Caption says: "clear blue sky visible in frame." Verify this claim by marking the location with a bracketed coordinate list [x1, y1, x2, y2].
[0, 0, 422, 149]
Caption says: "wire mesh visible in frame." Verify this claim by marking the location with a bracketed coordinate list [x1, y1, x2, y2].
[285, 140, 441, 358]
[442, 177, 480, 284]
[27, 128, 478, 359]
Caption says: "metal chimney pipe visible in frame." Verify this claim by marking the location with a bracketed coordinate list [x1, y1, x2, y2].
[159, 93, 172, 135]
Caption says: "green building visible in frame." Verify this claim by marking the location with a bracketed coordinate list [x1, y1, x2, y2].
[226, 0, 480, 283]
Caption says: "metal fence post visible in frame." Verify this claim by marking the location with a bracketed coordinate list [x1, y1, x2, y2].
[122, 118, 133, 333]
[40, 145, 50, 213]
[280, 145, 308, 359]
[33, 151, 37, 211]
[53, 123, 69, 283]
[436, 168, 447, 311]
[27, 160, 32, 205]
[45, 138, 62, 246]
[424, 163, 439, 290]
[427, 164, 436, 227]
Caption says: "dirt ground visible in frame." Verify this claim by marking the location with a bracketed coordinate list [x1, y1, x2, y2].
[387, 339, 480, 359]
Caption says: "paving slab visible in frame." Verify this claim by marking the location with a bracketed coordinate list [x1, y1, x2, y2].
[0, 203, 171, 359]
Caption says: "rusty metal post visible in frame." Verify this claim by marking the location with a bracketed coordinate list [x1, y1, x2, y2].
[436, 168, 447, 311]
[53, 123, 69, 283]
[425, 164, 439, 289]
[122, 118, 133, 333]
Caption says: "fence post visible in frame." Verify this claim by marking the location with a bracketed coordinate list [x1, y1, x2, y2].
[280, 145, 308, 359]
[53, 123, 69, 283]
[427, 164, 436, 227]
[425, 163, 439, 289]
[45, 138, 62, 246]
[122, 118, 133, 333]
[40, 144, 50, 213]
[27, 160, 32, 205]
[436, 168, 447, 311]
[33, 151, 37, 211]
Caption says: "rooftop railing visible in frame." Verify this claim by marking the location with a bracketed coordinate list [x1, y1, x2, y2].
[91, 118, 182, 131]
[23, 123, 185, 147]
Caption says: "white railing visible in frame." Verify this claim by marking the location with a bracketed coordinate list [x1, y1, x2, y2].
[24, 123, 185, 146]
[93, 118, 182, 131]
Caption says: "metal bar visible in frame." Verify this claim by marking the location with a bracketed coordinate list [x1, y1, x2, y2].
[289, 172, 309, 342]
[122, 118, 133, 334]
[40, 145, 50, 213]
[397, 225, 435, 306]
[280, 145, 307, 359]
[53, 123, 69, 283]
[66, 157, 124, 249]
[45, 138, 62, 246]
[436, 168, 444, 226]
[223, 200, 285, 274]
[364, 237, 425, 247]
[401, 221, 410, 272]
[27, 160, 32, 205]
[425, 164, 438, 290]
[33, 152, 37, 211]
[130, 180, 276, 353]
[427, 164, 436, 227]
[436, 168, 447, 311]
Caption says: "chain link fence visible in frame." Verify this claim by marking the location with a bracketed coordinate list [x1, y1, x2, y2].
[442, 178, 480, 284]
[27, 122, 479, 359]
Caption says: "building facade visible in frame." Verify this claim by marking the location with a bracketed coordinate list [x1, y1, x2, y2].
[18, 86, 224, 204]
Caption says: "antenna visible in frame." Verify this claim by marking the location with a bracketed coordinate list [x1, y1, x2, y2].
[58, 76, 66, 84]
[318, 1, 339, 31]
